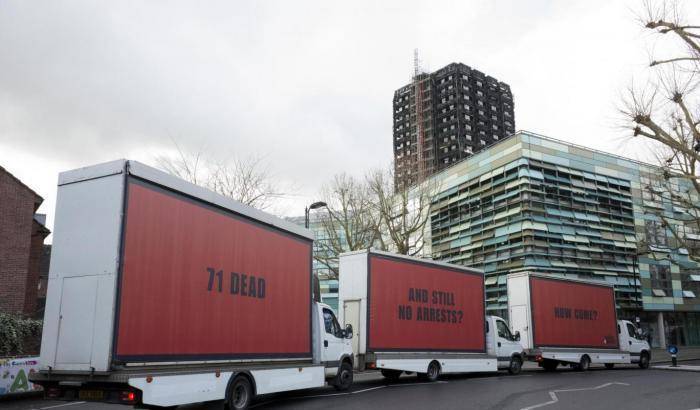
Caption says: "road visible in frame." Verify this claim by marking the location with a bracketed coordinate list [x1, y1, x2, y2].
[5, 364, 700, 410]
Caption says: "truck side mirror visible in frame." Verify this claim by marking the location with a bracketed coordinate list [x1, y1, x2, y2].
[345, 324, 353, 339]
[514, 331, 520, 342]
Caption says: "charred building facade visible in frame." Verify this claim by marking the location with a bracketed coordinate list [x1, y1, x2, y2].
[393, 62, 514, 188]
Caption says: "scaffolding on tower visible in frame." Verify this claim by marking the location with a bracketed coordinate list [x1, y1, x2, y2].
[413, 49, 425, 183]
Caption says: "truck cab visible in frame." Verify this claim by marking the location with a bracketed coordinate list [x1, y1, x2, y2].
[312, 302, 355, 390]
[485, 316, 525, 374]
[618, 320, 651, 368]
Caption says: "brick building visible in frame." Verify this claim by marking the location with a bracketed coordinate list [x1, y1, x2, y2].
[0, 166, 50, 317]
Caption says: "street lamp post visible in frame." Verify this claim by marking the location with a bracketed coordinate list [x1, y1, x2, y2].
[305, 201, 327, 303]
[305, 201, 327, 228]
[633, 252, 641, 323]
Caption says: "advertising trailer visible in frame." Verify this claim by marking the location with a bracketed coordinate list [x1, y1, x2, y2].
[31, 160, 354, 409]
[507, 272, 651, 371]
[339, 250, 524, 381]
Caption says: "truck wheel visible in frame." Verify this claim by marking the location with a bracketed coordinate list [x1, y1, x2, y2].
[638, 352, 650, 369]
[541, 360, 558, 372]
[380, 369, 402, 382]
[425, 361, 441, 382]
[227, 376, 253, 410]
[333, 362, 353, 391]
[508, 356, 523, 375]
[575, 356, 590, 372]
[604, 363, 615, 370]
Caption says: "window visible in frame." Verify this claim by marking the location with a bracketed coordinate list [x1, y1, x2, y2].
[496, 320, 513, 340]
[650, 265, 671, 295]
[626, 323, 638, 339]
[646, 220, 668, 247]
[323, 308, 342, 336]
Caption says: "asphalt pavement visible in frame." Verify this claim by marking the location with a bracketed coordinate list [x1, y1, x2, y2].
[4, 365, 700, 410]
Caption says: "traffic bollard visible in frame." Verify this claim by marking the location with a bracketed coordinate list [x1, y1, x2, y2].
[668, 345, 679, 367]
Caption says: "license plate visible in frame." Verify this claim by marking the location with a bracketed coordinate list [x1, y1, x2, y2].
[79, 389, 105, 401]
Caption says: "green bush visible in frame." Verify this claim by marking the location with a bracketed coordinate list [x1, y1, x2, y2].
[0, 312, 42, 357]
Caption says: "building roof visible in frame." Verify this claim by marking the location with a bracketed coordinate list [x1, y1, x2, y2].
[427, 129, 662, 184]
[0, 165, 43, 208]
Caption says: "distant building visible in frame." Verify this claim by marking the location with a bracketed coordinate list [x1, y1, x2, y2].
[287, 214, 341, 311]
[427, 131, 700, 347]
[36, 244, 52, 317]
[393, 62, 515, 188]
[0, 166, 50, 317]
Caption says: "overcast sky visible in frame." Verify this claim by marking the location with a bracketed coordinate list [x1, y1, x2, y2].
[1, 0, 698, 239]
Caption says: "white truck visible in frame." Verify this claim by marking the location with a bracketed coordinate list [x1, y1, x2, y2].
[507, 272, 651, 371]
[338, 250, 524, 381]
[30, 160, 354, 409]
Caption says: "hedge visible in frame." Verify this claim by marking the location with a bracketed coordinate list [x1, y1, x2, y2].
[0, 312, 42, 358]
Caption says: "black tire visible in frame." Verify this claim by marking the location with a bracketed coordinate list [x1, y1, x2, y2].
[425, 361, 441, 382]
[604, 363, 615, 370]
[333, 362, 353, 391]
[638, 352, 650, 369]
[575, 356, 590, 372]
[227, 376, 253, 410]
[380, 369, 402, 382]
[508, 356, 523, 375]
[542, 360, 558, 372]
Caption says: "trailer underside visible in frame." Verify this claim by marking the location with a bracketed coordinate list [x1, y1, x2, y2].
[31, 361, 326, 407]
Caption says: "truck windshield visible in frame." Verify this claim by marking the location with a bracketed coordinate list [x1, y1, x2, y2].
[323, 308, 342, 337]
[496, 320, 513, 340]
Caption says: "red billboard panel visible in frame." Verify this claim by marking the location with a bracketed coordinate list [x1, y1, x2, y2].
[114, 179, 311, 361]
[368, 255, 485, 352]
[530, 276, 618, 349]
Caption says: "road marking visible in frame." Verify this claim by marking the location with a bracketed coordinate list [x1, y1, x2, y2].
[38, 402, 87, 410]
[351, 386, 387, 394]
[468, 374, 533, 381]
[388, 381, 448, 386]
[248, 380, 449, 407]
[519, 382, 630, 410]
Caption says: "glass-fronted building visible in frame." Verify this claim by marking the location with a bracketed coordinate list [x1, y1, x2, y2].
[427, 131, 700, 346]
[288, 214, 341, 312]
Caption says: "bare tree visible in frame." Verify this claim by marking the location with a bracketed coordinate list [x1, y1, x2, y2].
[366, 167, 437, 256]
[155, 142, 208, 186]
[155, 144, 284, 211]
[621, 0, 700, 260]
[209, 156, 284, 210]
[313, 173, 379, 278]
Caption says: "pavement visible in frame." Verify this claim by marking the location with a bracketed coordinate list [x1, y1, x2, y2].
[650, 347, 700, 364]
[4, 364, 700, 410]
[653, 358, 700, 372]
